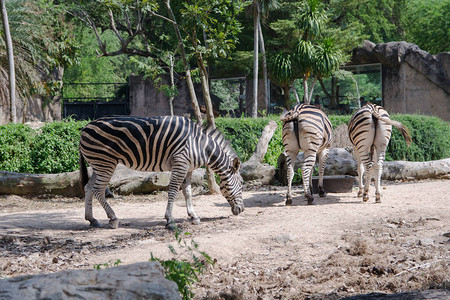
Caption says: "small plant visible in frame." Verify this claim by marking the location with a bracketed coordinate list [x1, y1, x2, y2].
[151, 226, 214, 300]
[93, 259, 122, 270]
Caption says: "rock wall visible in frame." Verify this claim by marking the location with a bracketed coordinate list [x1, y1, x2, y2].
[349, 41, 450, 121]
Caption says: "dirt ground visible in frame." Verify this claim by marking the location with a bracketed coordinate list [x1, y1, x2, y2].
[0, 179, 449, 299]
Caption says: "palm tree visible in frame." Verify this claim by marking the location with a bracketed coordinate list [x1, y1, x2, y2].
[1, 0, 16, 123]
[268, 52, 301, 109]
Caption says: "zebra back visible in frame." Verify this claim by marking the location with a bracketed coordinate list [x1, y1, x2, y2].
[348, 104, 412, 147]
[282, 104, 333, 151]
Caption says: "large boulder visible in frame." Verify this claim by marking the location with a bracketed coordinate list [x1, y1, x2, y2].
[240, 160, 276, 185]
[0, 261, 181, 300]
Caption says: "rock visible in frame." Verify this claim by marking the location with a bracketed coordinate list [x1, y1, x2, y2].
[0, 261, 181, 300]
[240, 160, 276, 185]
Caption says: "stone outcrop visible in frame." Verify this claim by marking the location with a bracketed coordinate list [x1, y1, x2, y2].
[0, 262, 181, 300]
[349, 40, 450, 121]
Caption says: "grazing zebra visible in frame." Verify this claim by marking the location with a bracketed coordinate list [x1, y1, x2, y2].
[79, 115, 244, 229]
[281, 104, 333, 205]
[348, 103, 412, 202]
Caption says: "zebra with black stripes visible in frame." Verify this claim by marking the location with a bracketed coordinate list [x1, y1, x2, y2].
[79, 115, 244, 229]
[348, 103, 412, 203]
[281, 104, 333, 205]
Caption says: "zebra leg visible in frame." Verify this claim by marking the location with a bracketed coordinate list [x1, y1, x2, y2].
[84, 172, 100, 228]
[90, 167, 119, 229]
[374, 149, 387, 203]
[285, 152, 297, 206]
[165, 160, 189, 230]
[362, 154, 374, 202]
[182, 172, 200, 224]
[302, 152, 317, 205]
[317, 149, 329, 197]
[353, 151, 364, 197]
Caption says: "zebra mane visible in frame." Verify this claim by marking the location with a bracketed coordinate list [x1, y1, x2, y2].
[203, 126, 238, 158]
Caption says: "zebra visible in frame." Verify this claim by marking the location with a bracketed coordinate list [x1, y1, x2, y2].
[348, 103, 412, 203]
[281, 104, 333, 205]
[79, 115, 244, 229]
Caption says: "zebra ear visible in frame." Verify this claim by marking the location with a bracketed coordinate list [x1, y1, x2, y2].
[232, 157, 240, 171]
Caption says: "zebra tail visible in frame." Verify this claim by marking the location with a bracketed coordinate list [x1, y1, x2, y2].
[371, 111, 413, 146]
[79, 151, 88, 198]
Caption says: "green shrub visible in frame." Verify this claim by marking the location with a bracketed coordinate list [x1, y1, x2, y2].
[386, 114, 450, 161]
[216, 114, 449, 166]
[215, 116, 284, 167]
[0, 123, 35, 173]
[0, 114, 447, 174]
[31, 119, 89, 173]
[151, 227, 214, 300]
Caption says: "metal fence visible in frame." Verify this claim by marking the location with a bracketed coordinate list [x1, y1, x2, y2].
[62, 83, 130, 120]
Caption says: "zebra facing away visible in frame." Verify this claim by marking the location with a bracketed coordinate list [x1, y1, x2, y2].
[348, 103, 412, 203]
[281, 104, 333, 205]
[79, 115, 244, 229]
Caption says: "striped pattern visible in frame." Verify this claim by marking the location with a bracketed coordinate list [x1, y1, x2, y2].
[348, 103, 412, 202]
[79, 115, 243, 228]
[281, 104, 333, 205]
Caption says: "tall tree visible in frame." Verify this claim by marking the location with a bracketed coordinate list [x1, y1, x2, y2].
[267, 0, 347, 108]
[0, 0, 16, 123]
[0, 0, 79, 123]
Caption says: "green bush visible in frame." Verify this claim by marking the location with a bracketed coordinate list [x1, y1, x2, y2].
[0, 114, 447, 174]
[386, 114, 450, 161]
[0, 119, 88, 174]
[215, 116, 284, 167]
[0, 123, 35, 173]
[216, 114, 449, 166]
[31, 119, 89, 173]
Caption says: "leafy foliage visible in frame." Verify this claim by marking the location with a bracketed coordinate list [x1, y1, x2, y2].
[401, 0, 450, 54]
[0, 124, 35, 173]
[150, 227, 214, 300]
[31, 119, 88, 173]
[0, 115, 447, 174]
[0, 119, 88, 174]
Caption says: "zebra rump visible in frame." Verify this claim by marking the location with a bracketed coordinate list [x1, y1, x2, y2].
[281, 104, 333, 205]
[348, 103, 412, 202]
[79, 115, 244, 229]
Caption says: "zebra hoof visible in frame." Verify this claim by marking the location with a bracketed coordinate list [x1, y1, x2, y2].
[108, 218, 119, 229]
[190, 217, 201, 225]
[363, 195, 369, 202]
[285, 197, 292, 206]
[357, 191, 363, 197]
[165, 222, 177, 231]
[89, 219, 101, 228]
[306, 195, 315, 205]
[319, 187, 326, 197]
[375, 194, 381, 203]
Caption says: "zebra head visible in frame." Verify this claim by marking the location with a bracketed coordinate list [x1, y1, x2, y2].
[219, 156, 244, 215]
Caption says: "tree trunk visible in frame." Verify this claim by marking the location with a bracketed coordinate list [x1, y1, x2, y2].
[247, 121, 278, 163]
[1, 0, 16, 123]
[168, 54, 174, 116]
[258, 21, 269, 113]
[303, 75, 310, 104]
[165, 0, 202, 123]
[196, 55, 220, 194]
[251, 0, 259, 118]
[283, 86, 291, 109]
[292, 83, 300, 104]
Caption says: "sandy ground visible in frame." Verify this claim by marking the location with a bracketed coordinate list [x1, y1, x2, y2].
[0, 179, 449, 299]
